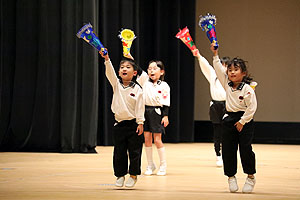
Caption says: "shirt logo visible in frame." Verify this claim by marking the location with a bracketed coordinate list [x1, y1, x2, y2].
[162, 90, 168, 99]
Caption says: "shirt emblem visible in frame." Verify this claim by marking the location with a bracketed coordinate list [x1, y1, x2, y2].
[162, 90, 168, 99]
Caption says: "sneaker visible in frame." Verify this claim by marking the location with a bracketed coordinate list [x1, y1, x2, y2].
[156, 165, 166, 176]
[228, 176, 239, 192]
[216, 156, 223, 167]
[125, 176, 137, 188]
[242, 177, 256, 193]
[144, 163, 156, 175]
[115, 176, 125, 187]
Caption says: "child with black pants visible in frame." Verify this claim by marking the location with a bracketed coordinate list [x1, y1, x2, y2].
[222, 111, 255, 178]
[210, 43, 257, 193]
[195, 50, 229, 166]
[99, 50, 144, 188]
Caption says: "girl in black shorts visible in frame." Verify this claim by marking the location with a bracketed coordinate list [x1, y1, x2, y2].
[137, 60, 170, 176]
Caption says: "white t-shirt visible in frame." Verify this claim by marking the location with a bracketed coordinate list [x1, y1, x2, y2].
[137, 71, 170, 107]
[104, 60, 145, 124]
[213, 55, 257, 125]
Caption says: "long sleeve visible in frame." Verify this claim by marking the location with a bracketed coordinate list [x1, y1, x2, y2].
[137, 71, 149, 87]
[104, 59, 118, 89]
[198, 55, 217, 84]
[198, 55, 226, 101]
[161, 82, 170, 107]
[213, 55, 227, 89]
[135, 89, 145, 124]
[239, 87, 257, 125]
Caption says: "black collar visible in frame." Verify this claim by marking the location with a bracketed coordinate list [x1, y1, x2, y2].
[149, 79, 162, 85]
[228, 81, 245, 90]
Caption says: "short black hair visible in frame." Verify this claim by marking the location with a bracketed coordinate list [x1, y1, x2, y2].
[120, 58, 139, 71]
[220, 56, 230, 66]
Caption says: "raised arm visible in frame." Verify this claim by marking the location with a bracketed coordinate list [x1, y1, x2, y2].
[195, 50, 217, 84]
[99, 50, 118, 88]
[137, 71, 149, 87]
[210, 44, 227, 89]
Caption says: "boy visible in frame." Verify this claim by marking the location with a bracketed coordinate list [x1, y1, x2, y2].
[100, 50, 144, 188]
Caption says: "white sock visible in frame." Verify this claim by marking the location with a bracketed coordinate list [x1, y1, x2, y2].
[145, 146, 154, 166]
[157, 147, 166, 167]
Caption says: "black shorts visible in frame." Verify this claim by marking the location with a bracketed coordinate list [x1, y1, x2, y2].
[144, 106, 165, 134]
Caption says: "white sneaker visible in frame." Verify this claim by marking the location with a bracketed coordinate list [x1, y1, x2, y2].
[125, 176, 137, 188]
[242, 177, 256, 193]
[216, 156, 223, 167]
[156, 165, 166, 176]
[115, 176, 125, 187]
[228, 176, 239, 192]
[144, 163, 156, 175]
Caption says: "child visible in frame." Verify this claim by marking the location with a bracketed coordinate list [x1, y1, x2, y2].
[195, 50, 229, 167]
[99, 50, 145, 188]
[137, 60, 170, 176]
[210, 44, 257, 193]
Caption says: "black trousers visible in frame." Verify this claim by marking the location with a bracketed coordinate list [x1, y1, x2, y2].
[222, 112, 256, 177]
[212, 123, 222, 156]
[112, 119, 144, 177]
[209, 100, 226, 156]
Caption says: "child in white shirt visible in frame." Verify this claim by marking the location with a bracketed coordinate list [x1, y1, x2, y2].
[210, 44, 257, 193]
[99, 50, 144, 188]
[195, 50, 229, 167]
[137, 60, 170, 176]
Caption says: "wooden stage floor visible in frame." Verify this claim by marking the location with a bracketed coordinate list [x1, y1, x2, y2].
[0, 143, 299, 200]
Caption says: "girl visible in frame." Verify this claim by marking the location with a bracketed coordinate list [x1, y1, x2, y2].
[210, 44, 257, 193]
[99, 50, 144, 188]
[138, 60, 170, 176]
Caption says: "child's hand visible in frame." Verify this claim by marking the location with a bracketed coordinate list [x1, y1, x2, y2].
[136, 124, 144, 135]
[210, 43, 218, 56]
[161, 116, 169, 127]
[125, 53, 134, 60]
[192, 49, 200, 58]
[234, 121, 244, 132]
[193, 49, 201, 59]
[99, 49, 109, 61]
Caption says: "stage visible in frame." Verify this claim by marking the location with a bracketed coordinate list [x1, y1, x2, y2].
[0, 143, 299, 200]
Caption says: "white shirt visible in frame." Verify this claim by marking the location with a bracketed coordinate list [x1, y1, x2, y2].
[197, 55, 226, 101]
[104, 60, 145, 124]
[137, 71, 170, 107]
[213, 55, 257, 125]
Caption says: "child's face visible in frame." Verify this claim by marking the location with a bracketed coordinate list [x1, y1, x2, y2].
[227, 65, 246, 83]
[147, 62, 164, 83]
[118, 61, 137, 82]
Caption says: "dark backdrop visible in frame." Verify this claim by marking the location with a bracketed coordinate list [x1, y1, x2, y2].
[0, 0, 196, 152]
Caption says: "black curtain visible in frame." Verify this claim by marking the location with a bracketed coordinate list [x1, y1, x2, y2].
[0, 0, 195, 151]
[97, 0, 196, 145]
[0, 0, 99, 152]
